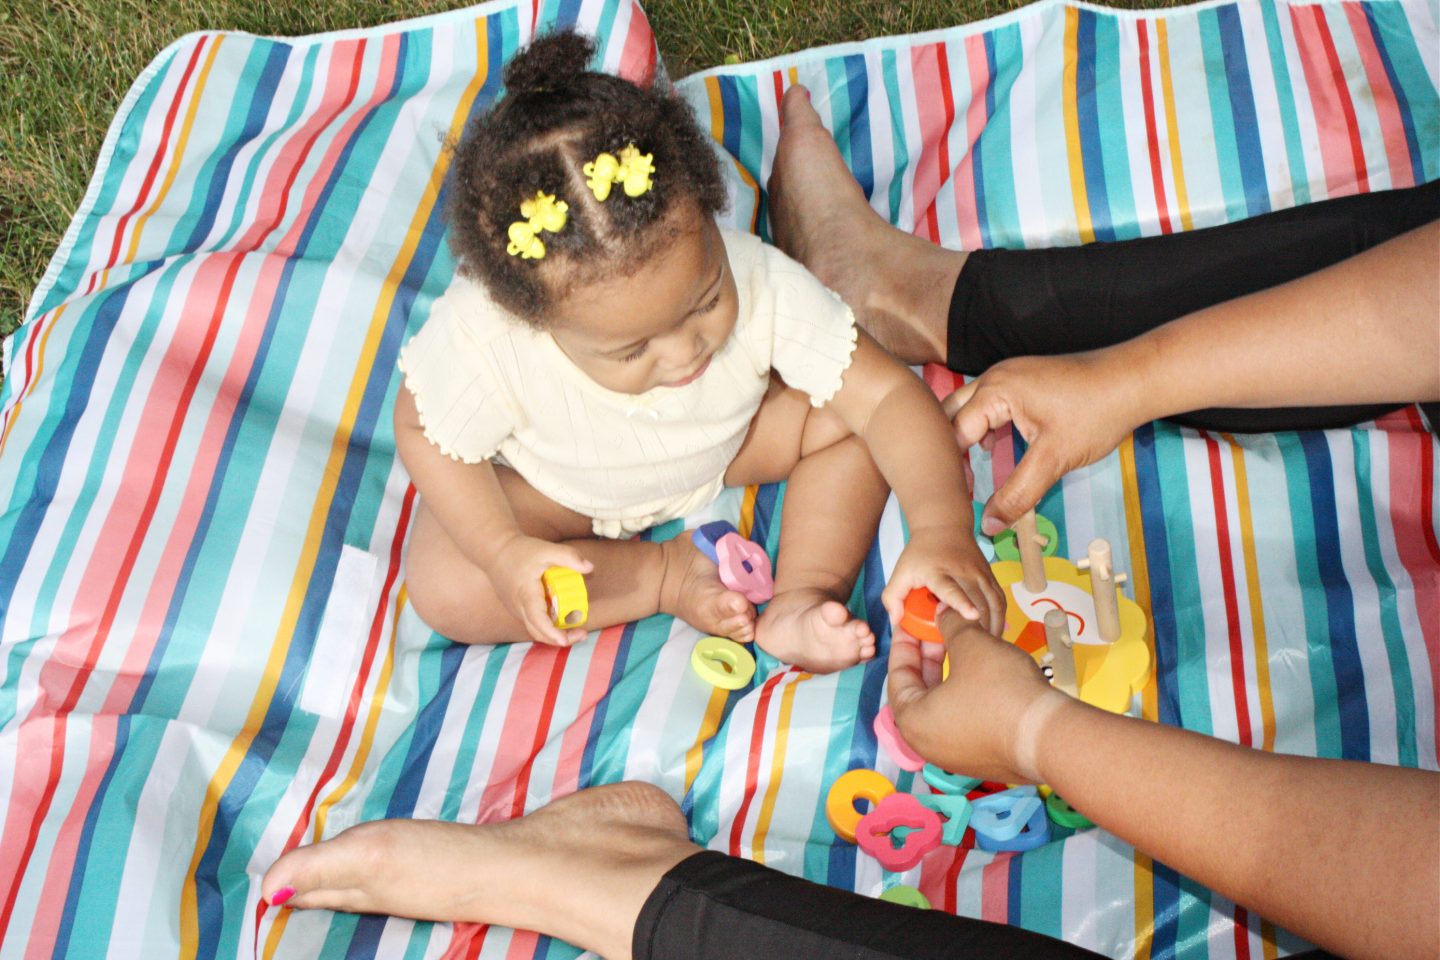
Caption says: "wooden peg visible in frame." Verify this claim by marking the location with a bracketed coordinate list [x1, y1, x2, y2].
[1015, 510, 1047, 591]
[1043, 609, 1078, 696]
[1076, 538, 1123, 642]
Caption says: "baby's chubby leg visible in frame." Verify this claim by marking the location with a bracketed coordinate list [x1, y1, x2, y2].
[726, 380, 887, 673]
[406, 467, 754, 645]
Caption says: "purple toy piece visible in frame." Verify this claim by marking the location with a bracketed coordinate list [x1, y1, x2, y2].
[716, 532, 774, 603]
[691, 521, 739, 564]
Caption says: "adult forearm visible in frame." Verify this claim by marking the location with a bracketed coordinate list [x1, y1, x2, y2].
[1033, 700, 1439, 960]
[1107, 222, 1440, 422]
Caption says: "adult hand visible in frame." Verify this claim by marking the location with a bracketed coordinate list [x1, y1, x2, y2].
[488, 534, 594, 647]
[942, 352, 1142, 536]
[887, 608, 1066, 783]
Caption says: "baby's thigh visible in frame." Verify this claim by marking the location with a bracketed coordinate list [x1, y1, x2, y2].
[491, 465, 598, 541]
[404, 468, 594, 642]
[725, 375, 853, 486]
[406, 465, 592, 587]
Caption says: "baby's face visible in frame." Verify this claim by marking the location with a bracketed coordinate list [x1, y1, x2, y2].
[547, 211, 738, 395]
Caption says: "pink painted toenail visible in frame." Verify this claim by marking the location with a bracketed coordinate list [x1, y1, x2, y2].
[270, 886, 295, 907]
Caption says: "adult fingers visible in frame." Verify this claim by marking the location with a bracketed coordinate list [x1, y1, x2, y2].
[980, 442, 1062, 536]
[950, 386, 1016, 450]
[941, 379, 979, 421]
[886, 632, 930, 720]
[981, 575, 1008, 637]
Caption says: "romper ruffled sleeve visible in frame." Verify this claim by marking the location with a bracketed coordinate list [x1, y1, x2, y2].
[396, 281, 516, 464]
[745, 239, 859, 408]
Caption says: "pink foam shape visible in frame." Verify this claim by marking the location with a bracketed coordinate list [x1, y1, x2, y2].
[874, 704, 926, 771]
[856, 793, 943, 872]
[716, 533, 774, 603]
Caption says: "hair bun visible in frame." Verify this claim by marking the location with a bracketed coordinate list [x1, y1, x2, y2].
[504, 30, 596, 95]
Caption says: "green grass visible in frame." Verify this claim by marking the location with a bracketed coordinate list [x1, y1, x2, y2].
[0, 0, 1185, 356]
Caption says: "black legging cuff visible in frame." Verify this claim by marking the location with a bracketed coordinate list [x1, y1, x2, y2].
[634, 850, 1106, 960]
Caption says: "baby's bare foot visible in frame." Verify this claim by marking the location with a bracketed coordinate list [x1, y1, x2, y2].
[769, 85, 961, 366]
[754, 587, 876, 673]
[658, 533, 756, 642]
[261, 782, 698, 960]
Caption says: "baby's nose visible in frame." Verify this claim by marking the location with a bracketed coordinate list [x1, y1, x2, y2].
[661, 336, 704, 369]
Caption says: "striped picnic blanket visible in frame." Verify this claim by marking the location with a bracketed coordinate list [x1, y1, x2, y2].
[1, 0, 1435, 958]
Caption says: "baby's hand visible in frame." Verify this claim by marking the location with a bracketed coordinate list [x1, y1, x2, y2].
[489, 534, 595, 646]
[882, 526, 1006, 637]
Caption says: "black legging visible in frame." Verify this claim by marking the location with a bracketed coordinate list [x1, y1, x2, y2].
[946, 179, 1440, 433]
[634, 851, 1344, 959]
[634, 851, 1104, 959]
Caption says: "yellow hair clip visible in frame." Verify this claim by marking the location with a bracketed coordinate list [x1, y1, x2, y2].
[616, 145, 655, 197]
[506, 191, 569, 260]
[583, 152, 622, 202]
[582, 143, 655, 202]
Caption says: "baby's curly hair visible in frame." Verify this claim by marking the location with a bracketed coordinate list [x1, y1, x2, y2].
[446, 30, 729, 324]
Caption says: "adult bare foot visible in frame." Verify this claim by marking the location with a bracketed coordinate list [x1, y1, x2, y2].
[754, 587, 876, 673]
[658, 533, 756, 642]
[768, 84, 964, 366]
[262, 782, 699, 960]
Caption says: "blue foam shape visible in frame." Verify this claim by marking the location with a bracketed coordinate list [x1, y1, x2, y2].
[692, 520, 739, 563]
[974, 796, 1051, 852]
[971, 792, 1042, 842]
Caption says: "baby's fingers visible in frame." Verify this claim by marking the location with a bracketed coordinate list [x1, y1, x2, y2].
[879, 577, 912, 627]
[543, 545, 593, 577]
[931, 578, 982, 624]
[523, 593, 572, 646]
[979, 574, 1008, 637]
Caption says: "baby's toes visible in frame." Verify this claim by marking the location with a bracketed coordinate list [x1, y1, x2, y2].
[708, 592, 755, 640]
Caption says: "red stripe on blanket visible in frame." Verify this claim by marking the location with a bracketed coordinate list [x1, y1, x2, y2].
[911, 43, 956, 243]
[96, 37, 209, 284]
[1341, 4, 1415, 189]
[1290, 5, 1369, 197]
[1136, 21, 1174, 234]
[954, 35, 990, 250]
[728, 670, 787, 856]
[1393, 409, 1440, 756]
[1205, 434, 1253, 747]
[551, 624, 627, 797]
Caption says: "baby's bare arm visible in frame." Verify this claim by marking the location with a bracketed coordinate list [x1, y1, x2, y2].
[394, 385, 523, 570]
[394, 387, 597, 645]
[827, 331, 1004, 629]
[829, 332, 972, 531]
